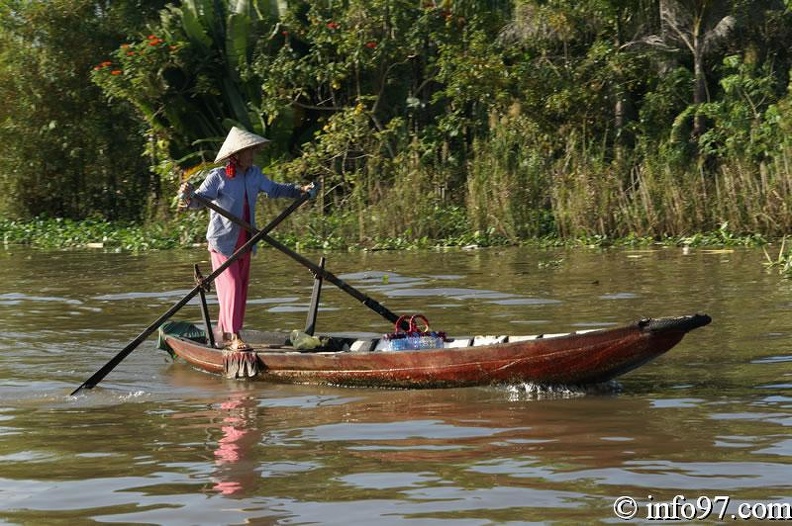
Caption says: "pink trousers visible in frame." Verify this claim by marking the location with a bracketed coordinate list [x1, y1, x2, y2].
[210, 249, 251, 335]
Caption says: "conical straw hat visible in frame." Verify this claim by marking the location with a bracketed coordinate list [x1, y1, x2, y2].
[214, 126, 270, 163]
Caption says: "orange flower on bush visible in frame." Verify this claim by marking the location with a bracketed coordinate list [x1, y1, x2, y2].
[365, 41, 377, 49]
[110, 70, 122, 75]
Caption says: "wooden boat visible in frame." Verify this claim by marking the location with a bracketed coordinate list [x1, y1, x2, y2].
[71, 195, 712, 395]
[157, 313, 711, 389]
[149, 198, 711, 390]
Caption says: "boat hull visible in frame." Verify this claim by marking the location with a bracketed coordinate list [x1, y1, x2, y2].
[158, 314, 711, 388]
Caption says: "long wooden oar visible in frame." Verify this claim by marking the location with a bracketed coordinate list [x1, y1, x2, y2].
[189, 193, 408, 330]
[70, 192, 311, 395]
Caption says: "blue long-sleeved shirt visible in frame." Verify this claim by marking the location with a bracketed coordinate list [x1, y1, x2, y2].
[189, 166, 302, 257]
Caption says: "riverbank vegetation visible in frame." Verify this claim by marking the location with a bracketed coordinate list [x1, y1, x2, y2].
[0, 214, 771, 252]
[2, 1, 792, 247]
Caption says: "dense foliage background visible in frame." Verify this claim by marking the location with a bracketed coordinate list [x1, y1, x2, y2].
[2, 0, 792, 245]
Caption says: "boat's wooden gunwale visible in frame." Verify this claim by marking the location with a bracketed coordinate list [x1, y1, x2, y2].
[159, 314, 711, 388]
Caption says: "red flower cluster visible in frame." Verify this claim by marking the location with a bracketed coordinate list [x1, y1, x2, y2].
[147, 34, 164, 46]
[93, 60, 113, 71]
[93, 60, 119, 73]
[326, 21, 340, 30]
[365, 41, 377, 49]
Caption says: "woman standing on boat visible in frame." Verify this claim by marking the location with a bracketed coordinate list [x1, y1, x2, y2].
[178, 127, 313, 351]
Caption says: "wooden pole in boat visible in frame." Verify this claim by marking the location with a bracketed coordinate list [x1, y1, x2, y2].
[70, 192, 312, 395]
[189, 193, 410, 330]
[194, 264, 216, 348]
[304, 256, 325, 336]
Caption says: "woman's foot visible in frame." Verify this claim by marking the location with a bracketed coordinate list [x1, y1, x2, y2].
[226, 332, 251, 351]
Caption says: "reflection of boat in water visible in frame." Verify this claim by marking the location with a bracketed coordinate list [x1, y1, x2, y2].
[158, 314, 711, 388]
[163, 381, 728, 493]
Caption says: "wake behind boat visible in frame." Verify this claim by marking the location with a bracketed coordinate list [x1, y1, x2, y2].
[157, 313, 712, 389]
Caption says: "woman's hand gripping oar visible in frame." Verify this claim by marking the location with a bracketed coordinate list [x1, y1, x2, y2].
[70, 191, 312, 396]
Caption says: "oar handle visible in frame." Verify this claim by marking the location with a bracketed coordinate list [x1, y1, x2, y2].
[70, 192, 310, 395]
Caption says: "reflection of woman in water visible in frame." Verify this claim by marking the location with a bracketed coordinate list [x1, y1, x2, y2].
[212, 392, 262, 496]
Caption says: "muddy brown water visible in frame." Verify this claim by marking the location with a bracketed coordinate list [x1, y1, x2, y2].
[1, 245, 790, 524]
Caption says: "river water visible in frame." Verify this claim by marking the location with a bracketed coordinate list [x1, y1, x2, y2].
[0, 244, 790, 524]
